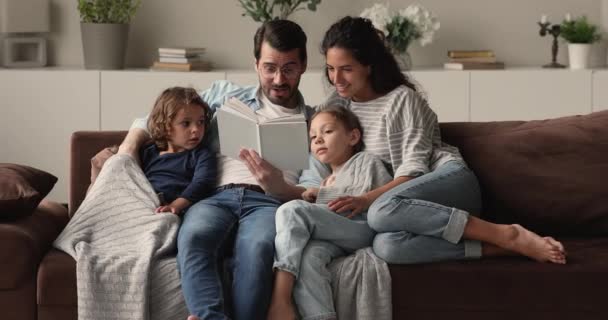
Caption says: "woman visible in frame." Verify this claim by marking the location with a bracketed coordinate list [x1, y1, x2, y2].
[315, 16, 566, 266]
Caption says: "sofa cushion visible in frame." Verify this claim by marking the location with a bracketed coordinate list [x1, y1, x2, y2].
[390, 237, 608, 317]
[0, 164, 57, 219]
[440, 110, 608, 236]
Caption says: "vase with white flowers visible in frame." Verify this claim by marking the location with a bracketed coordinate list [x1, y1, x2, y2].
[360, 3, 440, 70]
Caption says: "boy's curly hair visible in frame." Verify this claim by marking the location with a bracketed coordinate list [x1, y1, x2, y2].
[147, 87, 210, 150]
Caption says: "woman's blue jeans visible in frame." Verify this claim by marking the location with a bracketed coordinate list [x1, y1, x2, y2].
[368, 161, 483, 264]
[176, 187, 280, 320]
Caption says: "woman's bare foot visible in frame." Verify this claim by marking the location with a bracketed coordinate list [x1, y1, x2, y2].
[187, 316, 200, 320]
[267, 298, 297, 320]
[503, 224, 566, 264]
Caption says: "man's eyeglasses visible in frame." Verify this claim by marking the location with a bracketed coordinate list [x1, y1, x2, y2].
[260, 64, 301, 80]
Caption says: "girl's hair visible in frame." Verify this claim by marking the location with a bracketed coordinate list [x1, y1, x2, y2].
[320, 16, 417, 95]
[148, 87, 210, 150]
[311, 105, 365, 153]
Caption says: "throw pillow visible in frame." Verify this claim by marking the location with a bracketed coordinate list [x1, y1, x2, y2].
[441, 110, 608, 236]
[0, 163, 58, 219]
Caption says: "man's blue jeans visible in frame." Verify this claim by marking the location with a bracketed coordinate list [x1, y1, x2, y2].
[176, 187, 280, 320]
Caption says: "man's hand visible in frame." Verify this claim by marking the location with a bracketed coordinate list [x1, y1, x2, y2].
[328, 195, 372, 219]
[302, 188, 319, 202]
[238, 148, 285, 193]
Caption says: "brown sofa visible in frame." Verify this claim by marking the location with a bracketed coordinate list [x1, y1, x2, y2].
[4, 110, 608, 319]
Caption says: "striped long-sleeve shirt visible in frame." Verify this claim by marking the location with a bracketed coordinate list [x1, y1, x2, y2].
[320, 85, 464, 178]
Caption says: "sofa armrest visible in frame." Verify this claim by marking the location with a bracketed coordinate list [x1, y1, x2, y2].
[69, 131, 127, 216]
[0, 200, 69, 290]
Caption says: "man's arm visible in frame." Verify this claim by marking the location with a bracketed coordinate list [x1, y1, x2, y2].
[117, 117, 151, 161]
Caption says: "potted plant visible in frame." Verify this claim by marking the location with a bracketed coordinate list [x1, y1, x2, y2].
[560, 14, 602, 69]
[78, 0, 141, 69]
[237, 0, 322, 22]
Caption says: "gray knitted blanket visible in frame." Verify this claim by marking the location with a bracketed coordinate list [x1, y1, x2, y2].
[53, 154, 188, 320]
[330, 248, 392, 320]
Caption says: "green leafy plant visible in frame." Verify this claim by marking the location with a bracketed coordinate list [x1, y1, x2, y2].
[237, 0, 322, 22]
[560, 15, 602, 44]
[78, 0, 141, 24]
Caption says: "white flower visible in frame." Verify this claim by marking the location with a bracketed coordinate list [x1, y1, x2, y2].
[361, 3, 440, 51]
[360, 3, 391, 35]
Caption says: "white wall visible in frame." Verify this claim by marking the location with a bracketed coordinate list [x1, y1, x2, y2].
[36, 0, 608, 69]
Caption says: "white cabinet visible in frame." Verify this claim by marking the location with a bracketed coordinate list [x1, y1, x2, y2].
[593, 70, 608, 111]
[0, 69, 100, 202]
[101, 71, 226, 130]
[470, 70, 592, 121]
[410, 70, 470, 122]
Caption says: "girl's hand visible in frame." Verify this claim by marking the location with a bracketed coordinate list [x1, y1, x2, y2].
[302, 188, 319, 202]
[155, 205, 179, 215]
[328, 195, 372, 219]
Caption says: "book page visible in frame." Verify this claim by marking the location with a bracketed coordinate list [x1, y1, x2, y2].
[258, 121, 309, 171]
[216, 107, 260, 160]
[222, 97, 258, 122]
[262, 113, 306, 123]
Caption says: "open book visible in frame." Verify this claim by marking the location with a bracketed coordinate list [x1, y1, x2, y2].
[216, 97, 309, 171]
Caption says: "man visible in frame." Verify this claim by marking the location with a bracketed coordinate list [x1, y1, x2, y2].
[118, 20, 319, 320]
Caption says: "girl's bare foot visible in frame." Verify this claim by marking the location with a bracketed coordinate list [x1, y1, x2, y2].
[187, 316, 200, 320]
[267, 299, 297, 320]
[504, 224, 566, 264]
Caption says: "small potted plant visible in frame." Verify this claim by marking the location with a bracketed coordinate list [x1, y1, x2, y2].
[560, 14, 602, 69]
[78, 0, 141, 69]
[237, 0, 322, 22]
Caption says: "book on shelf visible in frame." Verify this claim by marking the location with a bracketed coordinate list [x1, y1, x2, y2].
[150, 61, 212, 72]
[158, 47, 206, 56]
[448, 56, 497, 63]
[447, 50, 495, 58]
[158, 55, 205, 64]
[216, 97, 309, 171]
[444, 61, 505, 70]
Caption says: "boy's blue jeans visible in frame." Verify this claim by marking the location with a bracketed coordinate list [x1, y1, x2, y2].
[176, 187, 280, 320]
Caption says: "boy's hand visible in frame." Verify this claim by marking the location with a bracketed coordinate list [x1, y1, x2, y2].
[302, 188, 319, 202]
[328, 195, 372, 219]
[155, 205, 179, 215]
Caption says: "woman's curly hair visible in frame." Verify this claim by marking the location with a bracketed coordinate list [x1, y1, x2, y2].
[147, 87, 210, 150]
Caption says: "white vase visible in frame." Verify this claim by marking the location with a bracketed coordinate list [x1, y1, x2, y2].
[567, 43, 591, 70]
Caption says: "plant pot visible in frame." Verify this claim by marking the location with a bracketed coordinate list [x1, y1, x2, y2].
[567, 43, 591, 70]
[80, 23, 129, 70]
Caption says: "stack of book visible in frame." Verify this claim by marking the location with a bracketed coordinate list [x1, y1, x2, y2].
[150, 47, 211, 72]
[444, 50, 505, 70]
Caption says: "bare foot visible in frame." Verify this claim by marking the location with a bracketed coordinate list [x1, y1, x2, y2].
[267, 299, 297, 320]
[504, 225, 566, 264]
[187, 316, 200, 320]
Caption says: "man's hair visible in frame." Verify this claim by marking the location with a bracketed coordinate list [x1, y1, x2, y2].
[254, 19, 307, 63]
[147, 87, 210, 150]
[311, 105, 365, 153]
[321, 16, 417, 94]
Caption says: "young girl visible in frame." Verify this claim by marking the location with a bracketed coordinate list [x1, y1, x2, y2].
[268, 105, 393, 320]
[140, 87, 217, 215]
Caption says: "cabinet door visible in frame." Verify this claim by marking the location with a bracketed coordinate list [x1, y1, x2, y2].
[101, 71, 226, 130]
[471, 70, 592, 121]
[0, 70, 100, 203]
[410, 70, 470, 122]
[593, 70, 608, 111]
